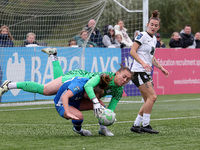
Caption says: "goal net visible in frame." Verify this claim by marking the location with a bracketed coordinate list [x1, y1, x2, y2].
[0, 0, 144, 103]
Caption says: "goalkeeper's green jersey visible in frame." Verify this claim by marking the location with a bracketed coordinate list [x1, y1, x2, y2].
[62, 69, 123, 111]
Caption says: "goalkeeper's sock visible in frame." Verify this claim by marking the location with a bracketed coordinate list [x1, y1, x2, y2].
[8, 82, 17, 89]
[50, 54, 58, 62]
[134, 114, 143, 126]
[142, 113, 150, 127]
[72, 119, 83, 131]
[52, 60, 63, 79]
[16, 82, 44, 94]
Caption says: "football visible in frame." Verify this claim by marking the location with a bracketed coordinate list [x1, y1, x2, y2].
[98, 108, 116, 126]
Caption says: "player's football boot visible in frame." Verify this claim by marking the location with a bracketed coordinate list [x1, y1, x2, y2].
[73, 127, 92, 136]
[0, 80, 11, 97]
[130, 125, 143, 133]
[41, 48, 57, 56]
[98, 127, 114, 136]
[141, 125, 159, 134]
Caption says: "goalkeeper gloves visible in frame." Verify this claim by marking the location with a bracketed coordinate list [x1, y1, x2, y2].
[92, 97, 105, 118]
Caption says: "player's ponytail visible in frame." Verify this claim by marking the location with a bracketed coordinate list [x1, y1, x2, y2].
[149, 10, 160, 23]
[152, 10, 159, 18]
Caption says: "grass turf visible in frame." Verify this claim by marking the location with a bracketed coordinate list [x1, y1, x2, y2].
[0, 94, 200, 150]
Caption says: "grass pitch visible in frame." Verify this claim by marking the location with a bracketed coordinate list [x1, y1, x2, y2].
[0, 94, 200, 150]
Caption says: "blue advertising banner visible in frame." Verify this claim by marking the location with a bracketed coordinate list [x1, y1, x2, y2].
[0, 47, 121, 102]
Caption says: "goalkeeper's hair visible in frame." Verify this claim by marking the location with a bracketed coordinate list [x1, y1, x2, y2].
[118, 62, 132, 74]
[93, 74, 112, 98]
[117, 62, 134, 80]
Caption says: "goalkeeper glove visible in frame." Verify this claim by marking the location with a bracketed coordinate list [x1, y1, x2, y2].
[92, 98, 105, 118]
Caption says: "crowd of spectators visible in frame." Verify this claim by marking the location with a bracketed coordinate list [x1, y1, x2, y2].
[0, 22, 200, 49]
[168, 24, 200, 48]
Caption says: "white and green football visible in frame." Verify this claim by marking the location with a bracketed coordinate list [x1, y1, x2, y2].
[98, 108, 116, 126]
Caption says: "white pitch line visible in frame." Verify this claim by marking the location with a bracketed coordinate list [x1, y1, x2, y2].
[0, 101, 54, 107]
[1, 97, 200, 108]
[119, 98, 200, 104]
[0, 116, 199, 127]
[0, 98, 200, 111]
[0, 107, 54, 112]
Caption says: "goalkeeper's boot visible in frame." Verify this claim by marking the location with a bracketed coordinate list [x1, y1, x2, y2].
[73, 127, 92, 136]
[0, 80, 11, 97]
[98, 127, 114, 136]
[130, 125, 143, 133]
[41, 48, 57, 56]
[141, 125, 159, 134]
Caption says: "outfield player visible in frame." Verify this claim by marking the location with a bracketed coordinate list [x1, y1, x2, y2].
[130, 10, 169, 134]
[0, 48, 133, 136]
[54, 74, 111, 136]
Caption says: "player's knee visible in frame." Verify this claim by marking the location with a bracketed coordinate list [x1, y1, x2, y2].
[147, 94, 157, 103]
[151, 94, 157, 102]
[43, 88, 51, 96]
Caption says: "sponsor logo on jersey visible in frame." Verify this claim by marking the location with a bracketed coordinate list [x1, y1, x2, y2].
[136, 33, 143, 40]
[73, 86, 80, 92]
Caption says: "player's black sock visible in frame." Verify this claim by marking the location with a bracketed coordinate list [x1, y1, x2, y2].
[72, 119, 83, 131]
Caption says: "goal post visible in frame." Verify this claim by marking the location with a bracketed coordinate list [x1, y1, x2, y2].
[0, 0, 146, 103]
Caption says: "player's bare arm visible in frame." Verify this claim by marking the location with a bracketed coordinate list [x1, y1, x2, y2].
[61, 90, 80, 120]
[153, 56, 169, 77]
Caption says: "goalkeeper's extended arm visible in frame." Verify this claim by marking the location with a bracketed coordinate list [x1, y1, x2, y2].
[107, 98, 119, 111]
[84, 75, 100, 99]
[84, 75, 104, 117]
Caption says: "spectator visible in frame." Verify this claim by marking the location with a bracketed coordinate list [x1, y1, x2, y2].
[180, 25, 194, 48]
[21, 32, 47, 47]
[82, 19, 103, 47]
[155, 33, 165, 48]
[132, 30, 140, 42]
[114, 19, 133, 48]
[73, 30, 97, 47]
[194, 32, 200, 48]
[0, 25, 14, 47]
[102, 25, 120, 48]
[68, 39, 78, 47]
[169, 32, 183, 48]
[116, 34, 126, 48]
[190, 32, 200, 48]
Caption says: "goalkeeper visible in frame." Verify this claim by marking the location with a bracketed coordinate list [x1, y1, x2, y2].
[54, 74, 111, 136]
[0, 48, 133, 136]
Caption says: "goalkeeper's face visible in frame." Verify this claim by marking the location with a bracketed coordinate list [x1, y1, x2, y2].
[114, 70, 132, 86]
